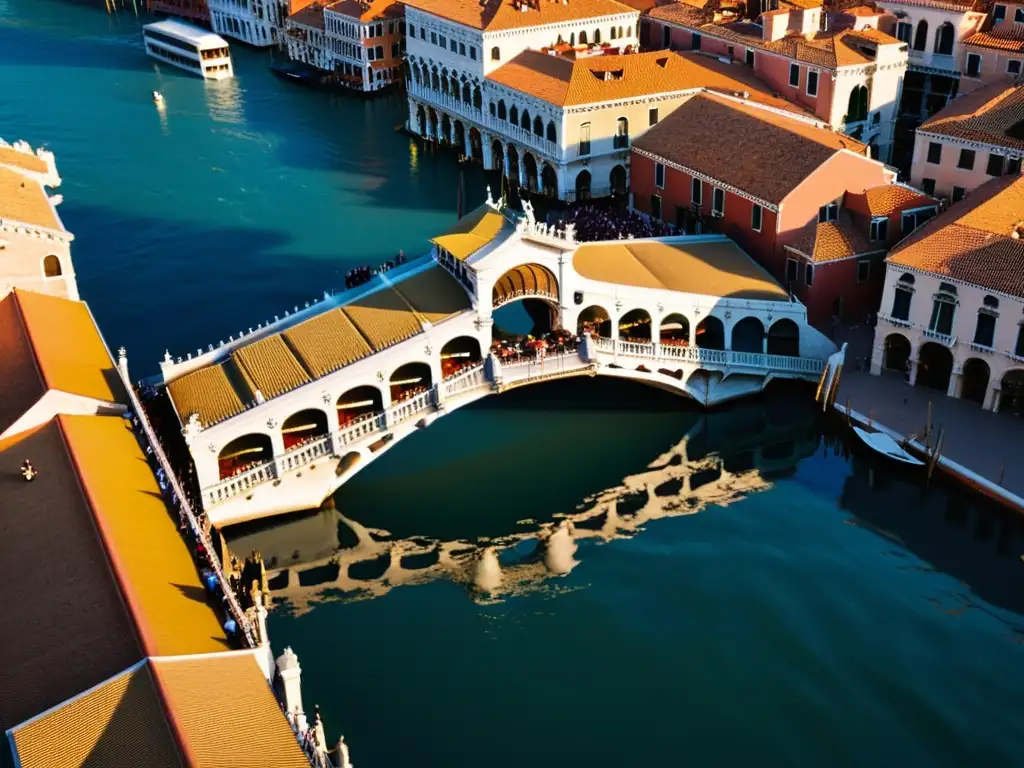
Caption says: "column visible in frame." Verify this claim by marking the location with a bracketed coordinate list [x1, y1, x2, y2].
[408, 99, 419, 134]
[987, 384, 1002, 413]
[946, 369, 962, 399]
[907, 359, 918, 386]
[870, 342, 884, 376]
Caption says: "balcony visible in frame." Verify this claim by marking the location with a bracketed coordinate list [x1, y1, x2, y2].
[922, 328, 956, 346]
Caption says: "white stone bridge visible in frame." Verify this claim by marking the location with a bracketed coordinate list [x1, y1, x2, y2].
[158, 196, 836, 527]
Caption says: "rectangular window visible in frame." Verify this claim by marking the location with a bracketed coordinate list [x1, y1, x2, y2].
[818, 202, 838, 222]
[420, 28, 426, 39]
[655, 162, 665, 189]
[856, 259, 870, 283]
[786, 258, 798, 283]
[676, 205, 687, 229]
[649, 107, 659, 126]
[367, 47, 375, 61]
[958, 149, 976, 170]
[789, 62, 799, 87]
[712, 187, 725, 215]
[745, 48, 755, 67]
[692, 31, 701, 50]
[896, 21, 912, 43]
[869, 217, 888, 241]
[388, 21, 394, 33]
[966, 53, 981, 77]
[651, 194, 663, 221]
[450, 39, 457, 52]
[430, 31, 437, 44]
[691, 177, 702, 206]
[391, 42, 398, 57]
[459, 42, 466, 55]
[987, 153, 1005, 176]
[805, 263, 814, 286]
[993, 3, 1005, 21]
[807, 70, 819, 97]
[751, 203, 762, 232]
[438, 34, 446, 47]
[1016, 7, 1024, 21]
[1009, 60, 1022, 75]
[1008, 157, 1022, 175]
[408, 24, 415, 36]
[921, 177, 936, 195]
[578, 123, 591, 156]
[952, 186, 966, 202]
[926, 142, 942, 164]
[376, 22, 383, 36]
[470, 46, 477, 60]
[929, 299, 955, 335]
[974, 313, 996, 347]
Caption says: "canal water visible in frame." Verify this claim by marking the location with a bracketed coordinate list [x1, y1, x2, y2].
[5, 3, 1024, 766]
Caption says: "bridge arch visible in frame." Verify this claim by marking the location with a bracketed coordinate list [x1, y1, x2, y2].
[337, 385, 384, 426]
[281, 408, 330, 450]
[217, 433, 273, 480]
[576, 304, 612, 338]
[659, 313, 690, 346]
[766, 318, 799, 357]
[390, 361, 432, 402]
[492, 263, 559, 309]
[619, 308, 652, 342]
[731, 317, 765, 353]
[440, 335, 482, 378]
[696, 316, 725, 350]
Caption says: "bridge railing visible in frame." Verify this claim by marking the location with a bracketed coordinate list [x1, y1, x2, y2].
[276, 433, 333, 475]
[205, 460, 279, 508]
[442, 363, 487, 399]
[492, 289, 559, 310]
[336, 412, 387, 448]
[592, 338, 823, 374]
[387, 389, 435, 426]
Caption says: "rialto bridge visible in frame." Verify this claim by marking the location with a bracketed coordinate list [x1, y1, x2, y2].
[157, 193, 836, 527]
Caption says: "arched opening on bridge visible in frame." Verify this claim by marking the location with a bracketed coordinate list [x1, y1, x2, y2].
[43, 255, 63, 277]
[507, 146, 520, 185]
[610, 165, 627, 197]
[1000, 370, 1024, 416]
[766, 319, 799, 357]
[577, 304, 612, 338]
[390, 362, 432, 402]
[541, 163, 558, 197]
[337, 385, 383, 427]
[960, 358, 990, 406]
[882, 332, 911, 374]
[468, 127, 483, 163]
[731, 317, 765, 353]
[218, 433, 273, 480]
[695, 316, 725, 350]
[282, 408, 329, 450]
[416, 105, 426, 136]
[336, 451, 362, 476]
[659, 313, 690, 346]
[916, 342, 953, 392]
[441, 335, 482, 377]
[523, 152, 538, 192]
[491, 140, 504, 171]
[575, 169, 592, 201]
[619, 308, 652, 342]
[492, 263, 559, 308]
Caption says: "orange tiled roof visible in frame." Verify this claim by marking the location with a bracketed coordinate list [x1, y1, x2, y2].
[394, 265, 473, 323]
[0, 145, 49, 174]
[232, 334, 312, 400]
[887, 174, 1024, 298]
[920, 83, 1024, 153]
[962, 27, 1024, 52]
[0, 167, 59, 230]
[632, 91, 866, 204]
[487, 49, 808, 111]
[327, 0, 402, 20]
[402, 0, 636, 31]
[789, 211, 881, 263]
[289, 2, 326, 28]
[862, 183, 936, 216]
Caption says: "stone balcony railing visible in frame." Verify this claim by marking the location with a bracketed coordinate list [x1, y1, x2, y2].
[592, 337, 824, 374]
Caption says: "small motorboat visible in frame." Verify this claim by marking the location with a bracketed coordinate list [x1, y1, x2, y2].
[152, 90, 165, 104]
[852, 426, 925, 466]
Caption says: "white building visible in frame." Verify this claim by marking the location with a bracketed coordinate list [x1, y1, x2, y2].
[208, 0, 290, 46]
[872, 173, 1024, 414]
[157, 195, 835, 526]
[0, 139, 77, 301]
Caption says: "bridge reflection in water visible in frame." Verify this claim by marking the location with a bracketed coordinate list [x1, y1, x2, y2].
[224, 385, 823, 613]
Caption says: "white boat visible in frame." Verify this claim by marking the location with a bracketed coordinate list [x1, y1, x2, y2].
[852, 426, 925, 466]
[143, 20, 233, 81]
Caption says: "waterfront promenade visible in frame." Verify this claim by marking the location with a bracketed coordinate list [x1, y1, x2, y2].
[835, 326, 1024, 499]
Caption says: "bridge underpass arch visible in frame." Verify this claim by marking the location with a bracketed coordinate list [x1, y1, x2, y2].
[492, 263, 559, 309]
[577, 304, 612, 338]
[695, 316, 725, 350]
[731, 317, 765, 353]
[337, 385, 384, 426]
[441, 335, 482, 378]
[282, 408, 330, 450]
[390, 362, 432, 402]
[660, 313, 690, 346]
[218, 433, 273, 480]
[619, 308, 652, 342]
[766, 319, 799, 356]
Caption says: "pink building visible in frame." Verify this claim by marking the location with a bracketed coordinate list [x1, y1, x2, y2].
[959, 0, 1024, 93]
[910, 82, 1024, 201]
[644, 2, 909, 161]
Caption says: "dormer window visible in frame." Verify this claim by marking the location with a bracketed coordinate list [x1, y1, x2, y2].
[993, 3, 1005, 21]
[818, 202, 838, 222]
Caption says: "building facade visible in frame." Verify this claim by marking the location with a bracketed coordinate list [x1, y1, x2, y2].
[645, 3, 909, 161]
[909, 82, 1024, 201]
[208, 0, 291, 46]
[872, 174, 1024, 415]
[148, 0, 211, 24]
[959, 0, 1024, 93]
[0, 140, 77, 301]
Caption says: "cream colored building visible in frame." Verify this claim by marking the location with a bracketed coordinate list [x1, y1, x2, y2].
[0, 139, 77, 301]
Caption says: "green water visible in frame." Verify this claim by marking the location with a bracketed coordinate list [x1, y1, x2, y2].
[4, 4, 1024, 765]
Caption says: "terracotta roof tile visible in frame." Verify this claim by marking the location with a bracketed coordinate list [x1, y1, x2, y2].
[343, 285, 424, 350]
[282, 308, 373, 379]
[167, 362, 248, 427]
[632, 91, 866, 204]
[962, 26, 1024, 52]
[402, 0, 636, 31]
[394, 266, 472, 324]
[487, 49, 808, 111]
[862, 183, 936, 216]
[789, 211, 880, 262]
[920, 82, 1024, 153]
[327, 0, 402, 21]
[0, 145, 49, 174]
[231, 334, 312, 400]
[0, 166, 59, 230]
[887, 174, 1024, 298]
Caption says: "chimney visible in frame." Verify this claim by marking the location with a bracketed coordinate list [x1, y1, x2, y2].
[762, 10, 790, 42]
[800, 7, 821, 38]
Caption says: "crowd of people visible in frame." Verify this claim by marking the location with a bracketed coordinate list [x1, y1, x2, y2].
[344, 250, 407, 289]
[557, 204, 671, 242]
[490, 329, 578, 363]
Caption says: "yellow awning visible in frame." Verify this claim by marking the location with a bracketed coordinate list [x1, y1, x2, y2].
[431, 204, 505, 261]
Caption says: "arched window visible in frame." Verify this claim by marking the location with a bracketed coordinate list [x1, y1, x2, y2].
[509, 105, 519, 124]
[491, 46, 500, 61]
[42, 254, 62, 277]
[440, 73, 449, 95]
[613, 116, 629, 149]
[579, 30, 588, 45]
[498, 99, 507, 120]
[594, 28, 601, 44]
[431, 68, 440, 90]
[462, 82, 471, 103]
[521, 109, 531, 131]
[929, 282, 957, 336]
[611, 26, 617, 40]
[570, 32, 575, 46]
[846, 85, 869, 122]
[450, 74, 459, 95]
[974, 295, 999, 347]
[489, 102, 496, 117]
[473, 86, 482, 109]
[891, 273, 914, 320]
[913, 20, 928, 51]
[546, 120, 557, 142]
[412, 64, 421, 84]
[533, 115, 543, 136]
[934, 22, 954, 55]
